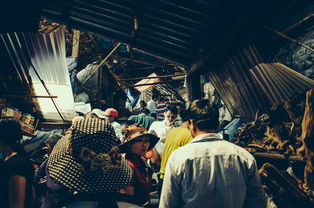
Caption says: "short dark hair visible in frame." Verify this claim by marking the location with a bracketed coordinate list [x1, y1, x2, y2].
[142, 108, 151, 115]
[140, 100, 147, 107]
[152, 94, 158, 100]
[0, 119, 22, 146]
[186, 99, 219, 131]
[165, 105, 179, 115]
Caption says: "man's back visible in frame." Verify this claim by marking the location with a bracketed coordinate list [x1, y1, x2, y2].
[159, 133, 266, 208]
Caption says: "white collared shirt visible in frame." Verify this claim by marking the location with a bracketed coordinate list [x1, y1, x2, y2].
[147, 99, 157, 113]
[148, 120, 174, 156]
[111, 121, 123, 142]
[159, 133, 266, 208]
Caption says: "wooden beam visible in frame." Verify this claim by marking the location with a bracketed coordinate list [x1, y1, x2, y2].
[282, 13, 314, 33]
[39, 122, 72, 125]
[164, 83, 185, 103]
[186, 74, 201, 102]
[117, 73, 186, 81]
[188, 50, 218, 77]
[71, 29, 80, 58]
[82, 43, 121, 85]
[0, 95, 58, 98]
[112, 55, 164, 68]
[133, 47, 185, 67]
[253, 152, 305, 162]
[264, 25, 314, 52]
[123, 80, 177, 88]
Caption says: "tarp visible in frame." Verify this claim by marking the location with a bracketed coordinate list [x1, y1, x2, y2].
[124, 88, 140, 108]
[134, 73, 161, 92]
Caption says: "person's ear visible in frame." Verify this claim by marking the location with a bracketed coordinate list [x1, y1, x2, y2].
[187, 119, 193, 130]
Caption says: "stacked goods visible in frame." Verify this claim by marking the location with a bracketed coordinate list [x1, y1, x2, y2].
[1, 107, 37, 135]
[233, 92, 305, 157]
[1, 107, 22, 120]
[300, 89, 314, 193]
[233, 89, 314, 205]
[259, 163, 314, 208]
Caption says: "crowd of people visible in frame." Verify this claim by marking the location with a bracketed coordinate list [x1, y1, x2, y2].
[0, 96, 267, 208]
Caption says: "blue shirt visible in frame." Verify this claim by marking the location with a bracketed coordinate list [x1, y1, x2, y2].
[159, 133, 266, 208]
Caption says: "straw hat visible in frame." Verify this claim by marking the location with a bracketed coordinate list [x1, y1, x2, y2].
[119, 126, 159, 153]
[47, 118, 133, 193]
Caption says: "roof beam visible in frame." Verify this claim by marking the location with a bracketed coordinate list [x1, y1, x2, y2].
[116, 73, 186, 81]
[188, 49, 218, 76]
[164, 83, 185, 103]
[132, 47, 185, 67]
[112, 55, 164, 68]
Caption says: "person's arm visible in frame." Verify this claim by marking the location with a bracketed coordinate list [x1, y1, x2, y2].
[112, 123, 123, 142]
[149, 147, 161, 167]
[244, 160, 267, 208]
[9, 175, 27, 208]
[34, 159, 47, 183]
[118, 185, 134, 195]
[148, 122, 156, 134]
[159, 153, 181, 208]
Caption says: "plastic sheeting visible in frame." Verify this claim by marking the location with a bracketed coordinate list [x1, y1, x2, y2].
[134, 73, 161, 92]
[124, 88, 140, 108]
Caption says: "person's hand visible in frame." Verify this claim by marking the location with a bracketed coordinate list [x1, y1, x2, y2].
[64, 127, 73, 135]
[160, 138, 166, 143]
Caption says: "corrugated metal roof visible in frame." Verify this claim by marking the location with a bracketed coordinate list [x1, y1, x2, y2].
[39, 0, 219, 65]
[39, 0, 313, 68]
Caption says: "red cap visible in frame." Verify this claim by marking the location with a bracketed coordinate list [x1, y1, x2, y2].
[104, 108, 119, 118]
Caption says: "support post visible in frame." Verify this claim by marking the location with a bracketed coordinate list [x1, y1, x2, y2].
[186, 73, 201, 102]
[71, 29, 80, 58]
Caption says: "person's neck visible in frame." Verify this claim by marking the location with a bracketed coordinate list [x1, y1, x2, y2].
[164, 120, 172, 127]
[194, 130, 217, 137]
[127, 151, 141, 159]
[180, 121, 188, 128]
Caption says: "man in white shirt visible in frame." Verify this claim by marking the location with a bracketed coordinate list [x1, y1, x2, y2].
[148, 105, 178, 158]
[147, 95, 158, 118]
[147, 105, 178, 176]
[159, 99, 266, 208]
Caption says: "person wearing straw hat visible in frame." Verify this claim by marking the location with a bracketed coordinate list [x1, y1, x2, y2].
[119, 125, 159, 207]
[42, 118, 133, 208]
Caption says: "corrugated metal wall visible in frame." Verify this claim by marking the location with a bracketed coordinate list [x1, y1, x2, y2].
[250, 63, 314, 104]
[205, 44, 314, 121]
[1, 28, 76, 121]
[205, 44, 268, 121]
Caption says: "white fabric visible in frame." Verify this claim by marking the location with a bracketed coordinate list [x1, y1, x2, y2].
[112, 121, 123, 142]
[159, 133, 266, 208]
[148, 120, 174, 156]
[74, 102, 91, 115]
[147, 99, 157, 113]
